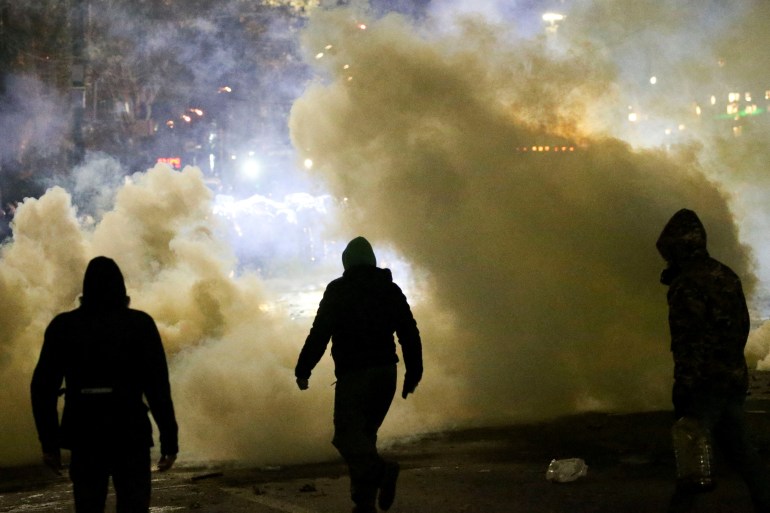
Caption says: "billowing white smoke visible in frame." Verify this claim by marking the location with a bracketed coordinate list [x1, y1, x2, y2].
[0, 164, 340, 465]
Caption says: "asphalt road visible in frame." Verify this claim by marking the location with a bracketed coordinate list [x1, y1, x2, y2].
[4, 402, 770, 513]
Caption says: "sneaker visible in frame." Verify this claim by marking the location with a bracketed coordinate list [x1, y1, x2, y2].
[378, 461, 400, 511]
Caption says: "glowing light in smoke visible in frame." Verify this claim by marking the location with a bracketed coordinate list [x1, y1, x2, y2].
[542, 12, 565, 23]
[241, 152, 261, 179]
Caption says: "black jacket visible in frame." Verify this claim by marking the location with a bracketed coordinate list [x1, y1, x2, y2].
[657, 209, 749, 397]
[31, 304, 178, 455]
[295, 265, 423, 380]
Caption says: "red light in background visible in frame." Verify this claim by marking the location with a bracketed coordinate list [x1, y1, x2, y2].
[157, 157, 182, 170]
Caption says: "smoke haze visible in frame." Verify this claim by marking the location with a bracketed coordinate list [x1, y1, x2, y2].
[2, 0, 770, 467]
[289, 5, 751, 423]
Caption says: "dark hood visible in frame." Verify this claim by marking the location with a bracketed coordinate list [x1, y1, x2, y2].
[80, 256, 129, 310]
[342, 236, 377, 270]
[656, 209, 709, 265]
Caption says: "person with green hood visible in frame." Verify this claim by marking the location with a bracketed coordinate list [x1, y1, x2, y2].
[31, 256, 178, 513]
[295, 236, 423, 513]
[657, 209, 770, 513]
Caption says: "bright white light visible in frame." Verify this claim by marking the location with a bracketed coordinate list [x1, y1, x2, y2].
[304, 158, 313, 170]
[628, 112, 638, 122]
[649, 76, 657, 85]
[542, 12, 565, 23]
[241, 158, 261, 179]
[315, 52, 324, 59]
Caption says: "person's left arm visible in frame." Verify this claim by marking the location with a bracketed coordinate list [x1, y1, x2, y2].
[295, 284, 336, 387]
[30, 318, 66, 473]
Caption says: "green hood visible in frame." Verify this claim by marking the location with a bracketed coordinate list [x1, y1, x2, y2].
[342, 236, 377, 270]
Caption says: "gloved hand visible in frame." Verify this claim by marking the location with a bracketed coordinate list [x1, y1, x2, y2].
[402, 374, 420, 399]
[157, 454, 177, 472]
[296, 378, 309, 390]
[43, 451, 63, 475]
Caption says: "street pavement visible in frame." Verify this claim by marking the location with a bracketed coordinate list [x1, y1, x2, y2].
[4, 372, 770, 512]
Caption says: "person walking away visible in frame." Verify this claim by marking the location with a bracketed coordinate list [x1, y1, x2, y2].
[295, 236, 423, 513]
[31, 256, 178, 513]
[657, 209, 770, 513]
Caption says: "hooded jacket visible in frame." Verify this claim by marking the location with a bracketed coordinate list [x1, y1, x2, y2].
[295, 237, 423, 380]
[656, 209, 749, 396]
[31, 257, 178, 455]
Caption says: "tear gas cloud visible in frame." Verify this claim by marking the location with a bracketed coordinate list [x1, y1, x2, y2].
[289, 2, 753, 425]
[0, 75, 70, 191]
[1, 0, 770, 467]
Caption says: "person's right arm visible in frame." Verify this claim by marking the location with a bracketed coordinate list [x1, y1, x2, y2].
[141, 313, 178, 467]
[392, 284, 422, 398]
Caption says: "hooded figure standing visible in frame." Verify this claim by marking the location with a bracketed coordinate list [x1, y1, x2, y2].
[31, 256, 178, 513]
[295, 237, 423, 513]
[657, 209, 770, 513]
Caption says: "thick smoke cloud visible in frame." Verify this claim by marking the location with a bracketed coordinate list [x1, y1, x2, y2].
[0, 164, 344, 466]
[289, 6, 752, 422]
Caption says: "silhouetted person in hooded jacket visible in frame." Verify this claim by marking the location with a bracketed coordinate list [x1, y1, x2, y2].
[31, 256, 178, 513]
[295, 237, 423, 513]
[657, 209, 770, 513]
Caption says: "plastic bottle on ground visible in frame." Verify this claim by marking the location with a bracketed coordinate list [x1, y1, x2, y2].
[545, 458, 588, 483]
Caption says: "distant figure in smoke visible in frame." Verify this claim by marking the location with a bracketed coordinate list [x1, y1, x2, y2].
[31, 256, 178, 513]
[295, 236, 423, 513]
[657, 209, 770, 513]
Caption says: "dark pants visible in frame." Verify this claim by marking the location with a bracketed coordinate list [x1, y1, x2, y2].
[333, 364, 397, 508]
[669, 391, 770, 513]
[69, 447, 151, 513]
